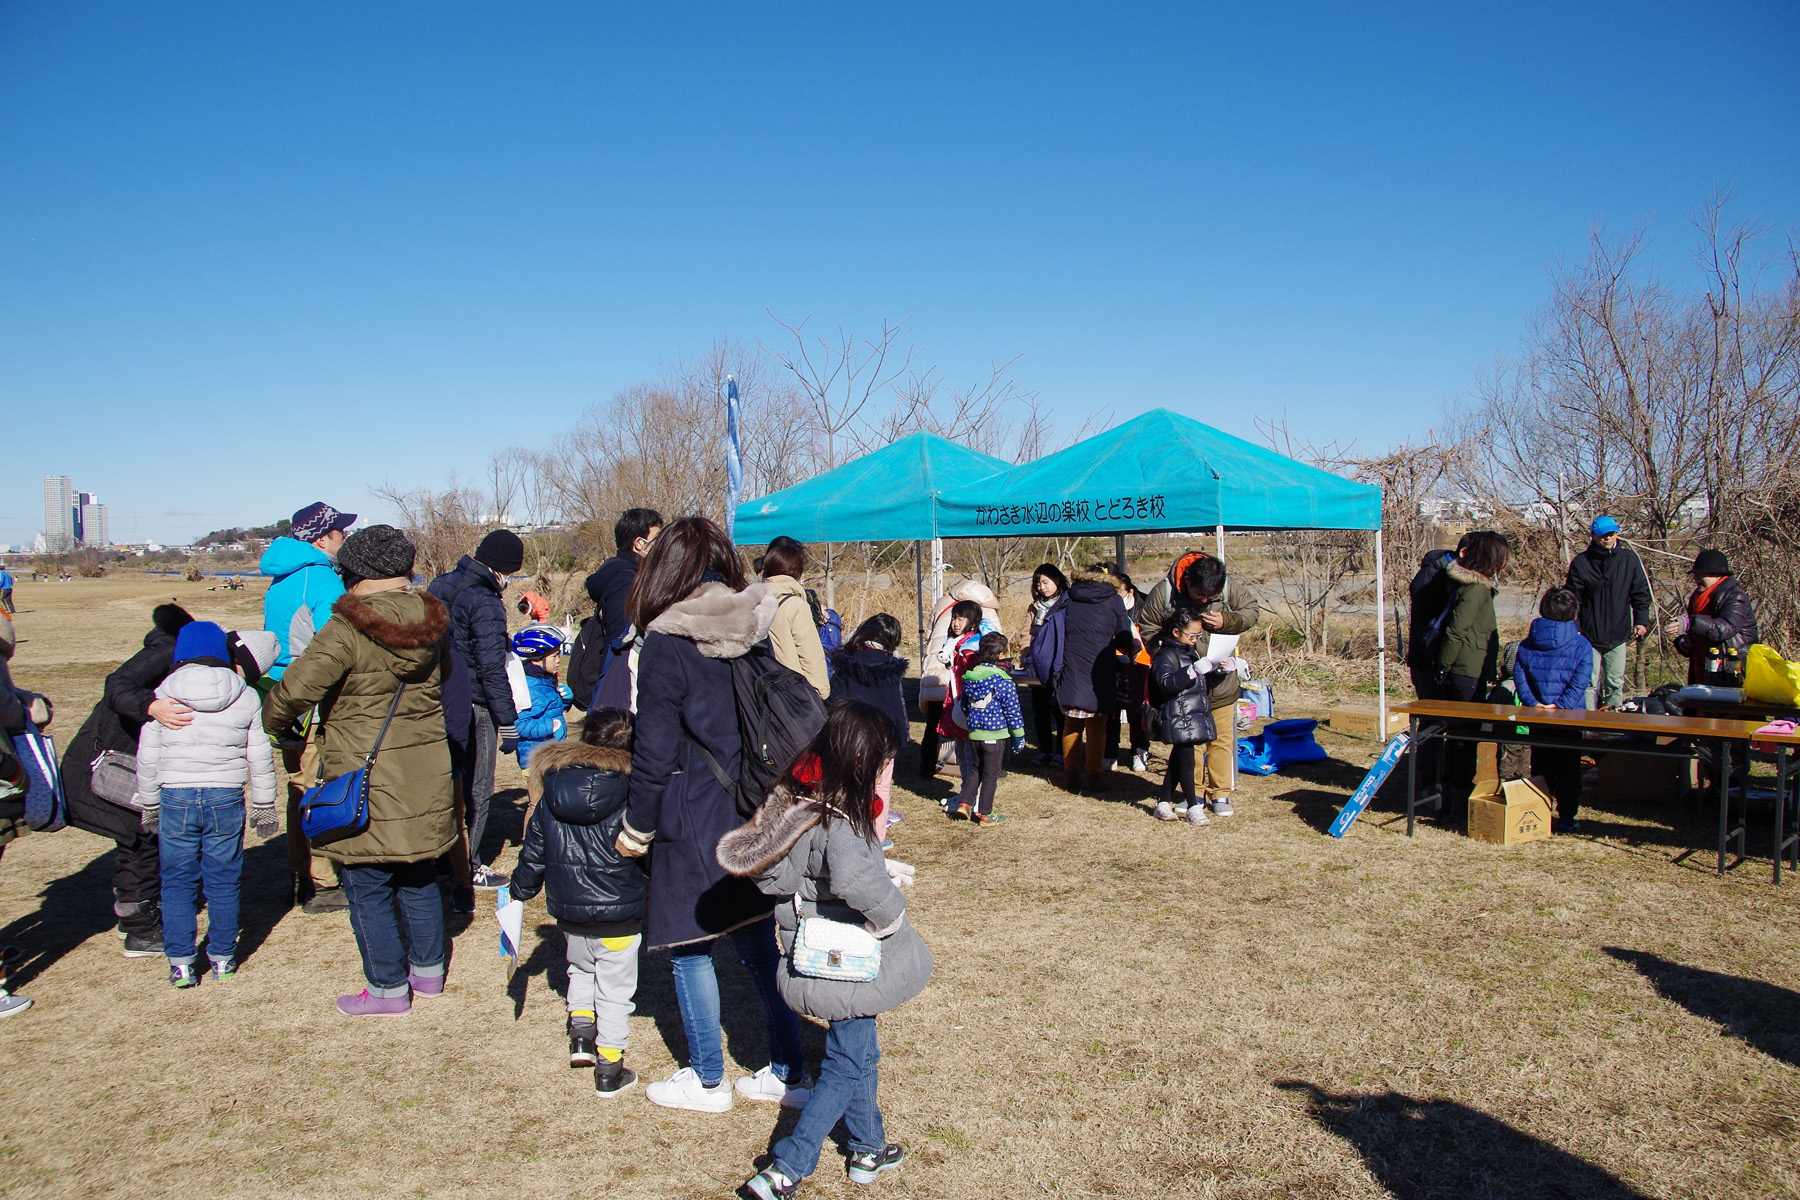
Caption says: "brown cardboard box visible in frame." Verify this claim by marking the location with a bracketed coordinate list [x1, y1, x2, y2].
[1596, 745, 1693, 803]
[1329, 707, 1409, 738]
[1466, 776, 1554, 845]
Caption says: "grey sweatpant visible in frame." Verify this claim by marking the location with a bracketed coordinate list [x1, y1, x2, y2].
[565, 931, 640, 1051]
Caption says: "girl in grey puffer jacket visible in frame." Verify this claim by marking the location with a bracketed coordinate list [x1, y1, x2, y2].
[718, 702, 931, 1199]
[135, 622, 278, 985]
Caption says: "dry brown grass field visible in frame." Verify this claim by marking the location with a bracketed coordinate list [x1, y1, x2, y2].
[2, 576, 1798, 1199]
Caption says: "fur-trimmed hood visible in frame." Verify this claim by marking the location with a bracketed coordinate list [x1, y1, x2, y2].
[331, 590, 451, 658]
[647, 581, 777, 660]
[1446, 561, 1492, 587]
[525, 740, 632, 803]
[830, 646, 907, 686]
[716, 781, 828, 877]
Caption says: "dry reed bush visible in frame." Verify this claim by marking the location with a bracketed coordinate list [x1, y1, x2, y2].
[4, 578, 1798, 1199]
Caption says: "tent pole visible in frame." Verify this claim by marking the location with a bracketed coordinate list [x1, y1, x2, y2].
[1215, 524, 1226, 561]
[1374, 529, 1388, 746]
[914, 540, 926, 673]
[931, 537, 944, 603]
[1114, 534, 1126, 576]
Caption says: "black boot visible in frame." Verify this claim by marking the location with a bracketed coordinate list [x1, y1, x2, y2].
[593, 1056, 638, 1097]
[567, 1015, 598, 1068]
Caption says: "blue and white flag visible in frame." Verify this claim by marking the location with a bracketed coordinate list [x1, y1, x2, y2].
[725, 375, 743, 543]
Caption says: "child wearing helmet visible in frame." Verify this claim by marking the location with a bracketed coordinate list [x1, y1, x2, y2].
[512, 625, 572, 769]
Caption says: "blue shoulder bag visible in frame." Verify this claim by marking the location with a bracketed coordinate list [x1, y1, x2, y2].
[299, 684, 406, 846]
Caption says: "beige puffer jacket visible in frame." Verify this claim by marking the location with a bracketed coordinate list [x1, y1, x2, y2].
[918, 580, 1003, 702]
[763, 575, 830, 699]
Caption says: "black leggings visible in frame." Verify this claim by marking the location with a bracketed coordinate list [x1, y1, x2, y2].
[1162, 744, 1196, 804]
[919, 701, 944, 773]
[1418, 672, 1483, 809]
[972, 741, 1004, 815]
[1030, 685, 1062, 753]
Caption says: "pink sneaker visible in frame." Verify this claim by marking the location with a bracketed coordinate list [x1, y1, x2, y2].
[409, 971, 445, 997]
[335, 989, 411, 1017]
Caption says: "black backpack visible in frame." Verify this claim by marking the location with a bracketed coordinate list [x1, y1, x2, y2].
[566, 612, 610, 710]
[689, 640, 829, 818]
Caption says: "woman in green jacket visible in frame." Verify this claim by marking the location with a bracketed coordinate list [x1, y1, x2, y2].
[1430, 531, 1509, 806]
[264, 526, 456, 1017]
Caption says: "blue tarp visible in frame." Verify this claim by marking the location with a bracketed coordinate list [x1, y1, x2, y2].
[733, 431, 1012, 545]
[933, 408, 1381, 536]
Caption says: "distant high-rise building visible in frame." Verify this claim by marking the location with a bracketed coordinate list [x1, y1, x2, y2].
[42, 476, 74, 553]
[79, 496, 110, 548]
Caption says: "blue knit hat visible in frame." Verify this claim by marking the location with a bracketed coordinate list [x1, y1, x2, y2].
[173, 620, 230, 666]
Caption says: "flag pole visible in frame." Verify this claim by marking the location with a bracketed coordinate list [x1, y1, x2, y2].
[725, 376, 743, 544]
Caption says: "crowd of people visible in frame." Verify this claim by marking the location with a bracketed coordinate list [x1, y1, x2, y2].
[1404, 516, 1760, 830]
[0, 496, 1764, 1193]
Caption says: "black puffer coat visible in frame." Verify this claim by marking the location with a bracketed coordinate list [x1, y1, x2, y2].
[61, 604, 192, 843]
[1677, 576, 1760, 684]
[583, 554, 639, 644]
[828, 648, 911, 745]
[1055, 575, 1133, 713]
[427, 556, 518, 727]
[512, 741, 647, 932]
[1148, 641, 1216, 745]
[1406, 549, 1457, 669]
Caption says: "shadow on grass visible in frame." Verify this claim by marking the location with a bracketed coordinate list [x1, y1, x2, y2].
[506, 922, 568, 1019]
[0, 846, 116, 989]
[1275, 788, 1354, 835]
[635, 936, 828, 1083]
[1277, 1080, 1651, 1199]
[476, 786, 529, 865]
[1604, 947, 1800, 1068]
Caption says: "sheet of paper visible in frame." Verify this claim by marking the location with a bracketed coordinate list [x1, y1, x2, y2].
[497, 889, 524, 978]
[1206, 633, 1239, 662]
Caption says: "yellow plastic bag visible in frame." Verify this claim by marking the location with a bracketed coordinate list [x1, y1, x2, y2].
[1743, 643, 1800, 706]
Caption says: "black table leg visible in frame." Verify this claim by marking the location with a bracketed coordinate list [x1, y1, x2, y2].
[1406, 716, 1419, 837]
[1777, 743, 1789, 885]
[1716, 738, 1731, 875]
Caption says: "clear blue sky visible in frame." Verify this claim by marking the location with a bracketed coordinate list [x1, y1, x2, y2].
[3, 2, 1796, 545]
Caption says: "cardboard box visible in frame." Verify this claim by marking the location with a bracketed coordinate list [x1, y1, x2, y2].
[1466, 776, 1553, 845]
[1329, 707, 1409, 737]
[1596, 746, 1693, 803]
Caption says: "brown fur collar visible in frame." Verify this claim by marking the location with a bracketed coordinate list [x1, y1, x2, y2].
[647, 581, 778, 660]
[715, 782, 826, 877]
[525, 741, 632, 802]
[1446, 562, 1491, 587]
[331, 591, 450, 650]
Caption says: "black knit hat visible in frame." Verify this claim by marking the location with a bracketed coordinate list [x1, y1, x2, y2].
[475, 529, 525, 575]
[338, 524, 417, 582]
[1692, 548, 1731, 577]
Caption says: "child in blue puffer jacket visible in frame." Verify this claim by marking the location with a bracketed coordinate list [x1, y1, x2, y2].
[1514, 587, 1593, 831]
[512, 626, 572, 769]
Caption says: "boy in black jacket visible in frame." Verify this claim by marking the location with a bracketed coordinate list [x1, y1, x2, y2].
[512, 708, 648, 1096]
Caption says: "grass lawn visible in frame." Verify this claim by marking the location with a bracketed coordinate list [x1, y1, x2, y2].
[2, 577, 1797, 1199]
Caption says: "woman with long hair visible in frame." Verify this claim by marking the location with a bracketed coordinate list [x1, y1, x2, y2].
[615, 516, 809, 1113]
[1019, 563, 1068, 766]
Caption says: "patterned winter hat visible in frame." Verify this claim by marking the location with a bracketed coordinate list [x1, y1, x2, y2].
[290, 501, 357, 545]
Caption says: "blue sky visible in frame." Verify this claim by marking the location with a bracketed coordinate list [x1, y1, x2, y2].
[3, 2, 1796, 545]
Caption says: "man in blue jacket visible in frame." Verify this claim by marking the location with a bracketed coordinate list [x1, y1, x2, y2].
[429, 530, 525, 889]
[261, 500, 355, 912]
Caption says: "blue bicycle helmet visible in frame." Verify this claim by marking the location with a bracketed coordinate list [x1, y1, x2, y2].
[511, 624, 565, 658]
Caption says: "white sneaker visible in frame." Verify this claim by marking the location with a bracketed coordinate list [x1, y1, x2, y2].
[1153, 801, 1178, 822]
[1211, 797, 1235, 817]
[646, 1066, 733, 1113]
[735, 1064, 813, 1109]
[1131, 751, 1150, 772]
[1185, 805, 1210, 826]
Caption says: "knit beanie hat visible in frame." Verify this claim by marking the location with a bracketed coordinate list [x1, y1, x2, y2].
[174, 621, 231, 667]
[338, 525, 417, 582]
[228, 630, 281, 682]
[475, 529, 525, 575]
[1692, 548, 1731, 577]
[290, 501, 357, 545]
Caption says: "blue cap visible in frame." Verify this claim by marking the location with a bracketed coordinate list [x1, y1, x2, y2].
[1590, 516, 1619, 536]
[173, 620, 230, 665]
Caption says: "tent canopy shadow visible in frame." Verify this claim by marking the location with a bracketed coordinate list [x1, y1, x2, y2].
[1276, 1080, 1651, 1200]
[1604, 947, 1800, 1068]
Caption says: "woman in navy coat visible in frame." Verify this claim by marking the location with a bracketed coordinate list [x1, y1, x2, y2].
[617, 517, 808, 1113]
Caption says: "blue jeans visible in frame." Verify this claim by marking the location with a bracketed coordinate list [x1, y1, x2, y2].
[339, 860, 446, 997]
[159, 787, 245, 965]
[773, 1017, 884, 1180]
[668, 919, 804, 1088]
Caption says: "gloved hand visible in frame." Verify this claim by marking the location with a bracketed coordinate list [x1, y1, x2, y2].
[557, 683, 575, 709]
[251, 806, 280, 839]
[884, 859, 917, 888]
[498, 724, 519, 755]
[139, 807, 159, 835]
[1011, 736, 1026, 754]
[1188, 657, 1217, 680]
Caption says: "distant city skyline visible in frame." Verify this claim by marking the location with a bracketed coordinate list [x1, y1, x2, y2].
[40, 475, 109, 551]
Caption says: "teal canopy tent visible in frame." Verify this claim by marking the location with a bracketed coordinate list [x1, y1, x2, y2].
[733, 430, 1011, 545]
[932, 408, 1381, 536]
